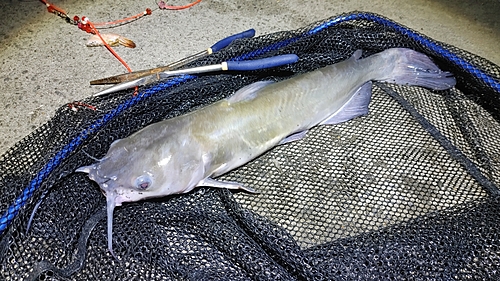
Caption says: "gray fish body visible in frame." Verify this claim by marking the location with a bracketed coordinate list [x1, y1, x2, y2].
[76, 48, 455, 257]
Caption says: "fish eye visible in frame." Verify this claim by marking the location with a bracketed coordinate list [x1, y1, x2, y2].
[135, 175, 152, 190]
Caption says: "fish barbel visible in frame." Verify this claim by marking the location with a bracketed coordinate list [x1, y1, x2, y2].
[76, 48, 455, 257]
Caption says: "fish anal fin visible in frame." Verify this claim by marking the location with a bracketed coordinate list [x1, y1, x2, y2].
[227, 81, 274, 104]
[197, 178, 258, 193]
[279, 130, 308, 145]
[320, 81, 372, 125]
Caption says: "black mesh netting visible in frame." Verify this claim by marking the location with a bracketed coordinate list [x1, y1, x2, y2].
[1, 12, 500, 280]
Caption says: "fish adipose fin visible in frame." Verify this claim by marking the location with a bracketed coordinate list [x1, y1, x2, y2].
[198, 178, 258, 193]
[320, 81, 373, 125]
[227, 80, 274, 104]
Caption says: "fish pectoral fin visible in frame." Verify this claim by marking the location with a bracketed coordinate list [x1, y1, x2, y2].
[279, 130, 308, 145]
[319, 81, 373, 125]
[197, 178, 258, 194]
[227, 80, 274, 104]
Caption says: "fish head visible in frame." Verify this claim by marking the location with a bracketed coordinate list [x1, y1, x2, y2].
[76, 144, 174, 206]
[75, 159, 157, 206]
[76, 134, 207, 204]
[75, 136, 202, 258]
[76, 142, 154, 259]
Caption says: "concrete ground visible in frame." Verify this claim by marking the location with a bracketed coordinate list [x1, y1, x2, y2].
[0, 0, 498, 155]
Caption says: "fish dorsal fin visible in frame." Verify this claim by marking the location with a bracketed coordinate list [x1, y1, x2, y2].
[319, 81, 372, 125]
[227, 80, 274, 104]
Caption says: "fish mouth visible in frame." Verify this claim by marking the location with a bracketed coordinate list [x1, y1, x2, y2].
[76, 163, 114, 188]
[75, 163, 103, 182]
[75, 164, 96, 175]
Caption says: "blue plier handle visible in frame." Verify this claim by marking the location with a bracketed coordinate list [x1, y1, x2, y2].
[209, 29, 255, 53]
[94, 54, 299, 96]
[90, 29, 257, 85]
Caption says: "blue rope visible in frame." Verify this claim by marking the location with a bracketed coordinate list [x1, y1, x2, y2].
[307, 13, 500, 92]
[1, 12, 499, 235]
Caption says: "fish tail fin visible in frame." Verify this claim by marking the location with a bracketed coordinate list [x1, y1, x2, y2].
[118, 36, 136, 48]
[376, 48, 456, 90]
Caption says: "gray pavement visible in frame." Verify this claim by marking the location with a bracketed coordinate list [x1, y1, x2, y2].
[0, 0, 498, 155]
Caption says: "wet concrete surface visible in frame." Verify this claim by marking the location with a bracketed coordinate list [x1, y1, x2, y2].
[0, 0, 498, 154]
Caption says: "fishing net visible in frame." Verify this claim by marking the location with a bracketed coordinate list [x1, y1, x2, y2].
[1, 12, 499, 280]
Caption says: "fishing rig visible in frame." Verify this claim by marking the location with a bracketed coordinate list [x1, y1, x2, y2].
[39, 0, 202, 78]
